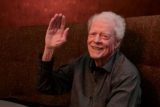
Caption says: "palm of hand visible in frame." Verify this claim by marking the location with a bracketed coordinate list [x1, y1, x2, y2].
[45, 14, 69, 49]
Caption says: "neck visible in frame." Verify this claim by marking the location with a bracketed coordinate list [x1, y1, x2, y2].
[95, 60, 104, 67]
[95, 55, 110, 67]
[94, 50, 116, 67]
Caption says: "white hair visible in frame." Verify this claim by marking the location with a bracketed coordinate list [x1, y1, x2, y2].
[88, 11, 126, 41]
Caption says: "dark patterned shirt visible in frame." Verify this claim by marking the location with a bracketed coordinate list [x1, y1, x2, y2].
[38, 50, 141, 107]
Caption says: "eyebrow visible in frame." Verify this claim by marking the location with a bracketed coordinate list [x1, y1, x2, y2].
[89, 31, 112, 35]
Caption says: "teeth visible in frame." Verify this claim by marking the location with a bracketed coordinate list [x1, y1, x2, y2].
[92, 46, 102, 50]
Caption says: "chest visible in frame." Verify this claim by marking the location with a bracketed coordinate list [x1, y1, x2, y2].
[71, 66, 112, 107]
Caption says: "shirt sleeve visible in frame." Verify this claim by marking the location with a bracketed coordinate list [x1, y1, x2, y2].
[106, 71, 141, 107]
[37, 56, 74, 95]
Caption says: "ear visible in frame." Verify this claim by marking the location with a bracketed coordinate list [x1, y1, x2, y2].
[115, 39, 121, 49]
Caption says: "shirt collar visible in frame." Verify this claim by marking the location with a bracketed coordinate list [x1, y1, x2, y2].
[89, 49, 119, 73]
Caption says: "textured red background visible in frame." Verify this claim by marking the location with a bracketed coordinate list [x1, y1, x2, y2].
[0, 0, 160, 27]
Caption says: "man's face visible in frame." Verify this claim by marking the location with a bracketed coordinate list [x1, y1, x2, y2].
[87, 19, 118, 60]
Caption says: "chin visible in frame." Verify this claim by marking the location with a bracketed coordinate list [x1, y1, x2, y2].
[89, 53, 103, 59]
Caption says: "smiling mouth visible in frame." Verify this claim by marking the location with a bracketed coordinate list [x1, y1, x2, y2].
[91, 46, 103, 51]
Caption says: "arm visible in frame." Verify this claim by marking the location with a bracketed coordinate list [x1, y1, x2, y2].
[38, 59, 74, 95]
[38, 13, 72, 95]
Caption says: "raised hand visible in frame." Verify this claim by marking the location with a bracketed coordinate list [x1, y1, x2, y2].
[45, 13, 69, 49]
[42, 13, 69, 61]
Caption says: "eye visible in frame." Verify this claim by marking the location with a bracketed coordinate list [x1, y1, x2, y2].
[89, 32, 97, 37]
[101, 33, 111, 40]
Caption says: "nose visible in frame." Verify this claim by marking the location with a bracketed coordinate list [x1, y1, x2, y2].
[94, 34, 101, 43]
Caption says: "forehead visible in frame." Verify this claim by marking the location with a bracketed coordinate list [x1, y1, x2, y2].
[90, 19, 115, 32]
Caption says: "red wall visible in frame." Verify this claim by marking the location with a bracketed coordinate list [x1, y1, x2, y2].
[0, 0, 160, 27]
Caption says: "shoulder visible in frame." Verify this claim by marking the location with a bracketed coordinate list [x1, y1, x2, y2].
[120, 53, 139, 77]
[112, 52, 141, 83]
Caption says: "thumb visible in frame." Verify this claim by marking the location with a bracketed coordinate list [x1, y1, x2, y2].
[62, 27, 69, 40]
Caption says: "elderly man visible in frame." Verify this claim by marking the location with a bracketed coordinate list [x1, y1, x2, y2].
[38, 11, 141, 107]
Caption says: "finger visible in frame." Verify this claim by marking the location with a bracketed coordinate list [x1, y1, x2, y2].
[48, 14, 58, 30]
[55, 13, 62, 29]
[62, 27, 69, 40]
[60, 15, 66, 30]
